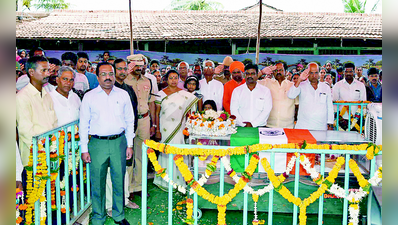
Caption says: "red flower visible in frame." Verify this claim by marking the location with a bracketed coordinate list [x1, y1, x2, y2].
[220, 114, 227, 121]
[230, 115, 236, 120]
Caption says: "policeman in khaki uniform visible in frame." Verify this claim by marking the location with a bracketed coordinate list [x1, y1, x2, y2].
[124, 54, 156, 199]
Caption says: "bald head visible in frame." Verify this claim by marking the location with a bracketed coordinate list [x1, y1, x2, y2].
[307, 63, 319, 83]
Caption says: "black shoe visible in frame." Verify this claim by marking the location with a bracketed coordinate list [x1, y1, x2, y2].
[114, 218, 130, 225]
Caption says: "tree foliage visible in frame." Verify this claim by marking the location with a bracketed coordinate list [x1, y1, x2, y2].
[170, 0, 224, 10]
[342, 0, 380, 13]
[19, 0, 69, 11]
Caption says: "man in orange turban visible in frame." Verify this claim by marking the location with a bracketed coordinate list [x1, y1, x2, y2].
[222, 61, 246, 114]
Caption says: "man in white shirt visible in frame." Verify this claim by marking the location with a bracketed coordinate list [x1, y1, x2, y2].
[258, 61, 298, 128]
[287, 63, 334, 130]
[231, 64, 272, 127]
[177, 61, 189, 90]
[61, 52, 90, 93]
[332, 62, 367, 120]
[199, 60, 224, 111]
[80, 62, 135, 225]
[141, 55, 159, 94]
[49, 66, 81, 126]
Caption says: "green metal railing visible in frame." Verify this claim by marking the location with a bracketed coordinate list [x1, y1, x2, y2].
[31, 120, 91, 225]
[334, 102, 370, 134]
[141, 143, 381, 225]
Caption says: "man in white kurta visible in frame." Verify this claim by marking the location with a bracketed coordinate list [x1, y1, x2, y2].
[49, 66, 81, 126]
[199, 60, 224, 111]
[332, 62, 366, 119]
[287, 63, 334, 130]
[231, 64, 272, 127]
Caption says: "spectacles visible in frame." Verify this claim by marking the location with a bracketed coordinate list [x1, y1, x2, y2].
[204, 66, 213, 69]
[116, 67, 128, 71]
[99, 72, 115, 77]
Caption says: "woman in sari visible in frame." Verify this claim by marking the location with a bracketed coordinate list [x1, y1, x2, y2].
[154, 70, 199, 190]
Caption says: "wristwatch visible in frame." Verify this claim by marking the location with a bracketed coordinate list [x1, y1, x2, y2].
[127, 145, 133, 148]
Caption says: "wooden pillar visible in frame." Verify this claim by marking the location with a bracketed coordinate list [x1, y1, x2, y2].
[232, 42, 236, 55]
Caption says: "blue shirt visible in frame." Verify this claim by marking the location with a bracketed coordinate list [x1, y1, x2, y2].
[79, 86, 135, 153]
[82, 71, 99, 89]
[370, 83, 382, 102]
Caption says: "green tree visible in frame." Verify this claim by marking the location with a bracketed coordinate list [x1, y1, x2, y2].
[170, 0, 223, 10]
[19, 0, 69, 11]
[342, 0, 380, 13]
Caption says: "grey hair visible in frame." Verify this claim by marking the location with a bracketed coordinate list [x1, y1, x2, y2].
[177, 61, 189, 70]
[202, 60, 215, 69]
[58, 66, 76, 78]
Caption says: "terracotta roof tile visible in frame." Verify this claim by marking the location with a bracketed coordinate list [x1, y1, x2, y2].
[16, 10, 382, 41]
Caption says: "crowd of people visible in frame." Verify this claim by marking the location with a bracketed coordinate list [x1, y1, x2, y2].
[15, 47, 382, 225]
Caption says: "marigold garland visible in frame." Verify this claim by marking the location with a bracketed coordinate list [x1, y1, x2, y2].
[145, 140, 381, 160]
[174, 153, 259, 224]
[261, 155, 345, 225]
[184, 198, 194, 224]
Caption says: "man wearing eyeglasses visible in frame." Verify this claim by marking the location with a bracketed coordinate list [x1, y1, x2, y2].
[80, 62, 135, 225]
[199, 60, 224, 111]
[258, 61, 298, 129]
[230, 64, 272, 128]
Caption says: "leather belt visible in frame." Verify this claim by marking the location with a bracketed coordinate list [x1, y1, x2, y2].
[138, 111, 149, 119]
[91, 131, 125, 140]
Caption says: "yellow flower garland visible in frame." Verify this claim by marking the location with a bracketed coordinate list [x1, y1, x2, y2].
[174, 154, 259, 224]
[144, 140, 381, 160]
[261, 156, 345, 225]
[185, 198, 194, 224]
[25, 143, 49, 225]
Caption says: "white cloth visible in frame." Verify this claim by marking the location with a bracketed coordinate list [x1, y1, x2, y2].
[144, 73, 159, 94]
[258, 128, 288, 173]
[16, 74, 29, 91]
[16, 143, 23, 182]
[230, 83, 272, 127]
[49, 90, 81, 126]
[332, 79, 367, 119]
[199, 78, 224, 111]
[288, 81, 334, 131]
[74, 72, 90, 92]
[79, 86, 135, 153]
[43, 83, 56, 95]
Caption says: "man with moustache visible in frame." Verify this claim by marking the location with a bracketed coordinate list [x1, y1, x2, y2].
[199, 60, 224, 111]
[333, 62, 366, 121]
[61, 52, 90, 93]
[76, 52, 99, 89]
[177, 61, 190, 90]
[193, 63, 202, 80]
[222, 61, 245, 114]
[288, 62, 334, 130]
[124, 54, 156, 200]
[230, 64, 272, 127]
[49, 66, 81, 126]
[104, 58, 140, 215]
[80, 62, 134, 225]
[16, 56, 58, 166]
[214, 56, 233, 84]
[258, 61, 298, 128]
[366, 67, 382, 102]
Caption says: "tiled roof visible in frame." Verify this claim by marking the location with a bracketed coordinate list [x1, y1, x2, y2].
[16, 10, 382, 41]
